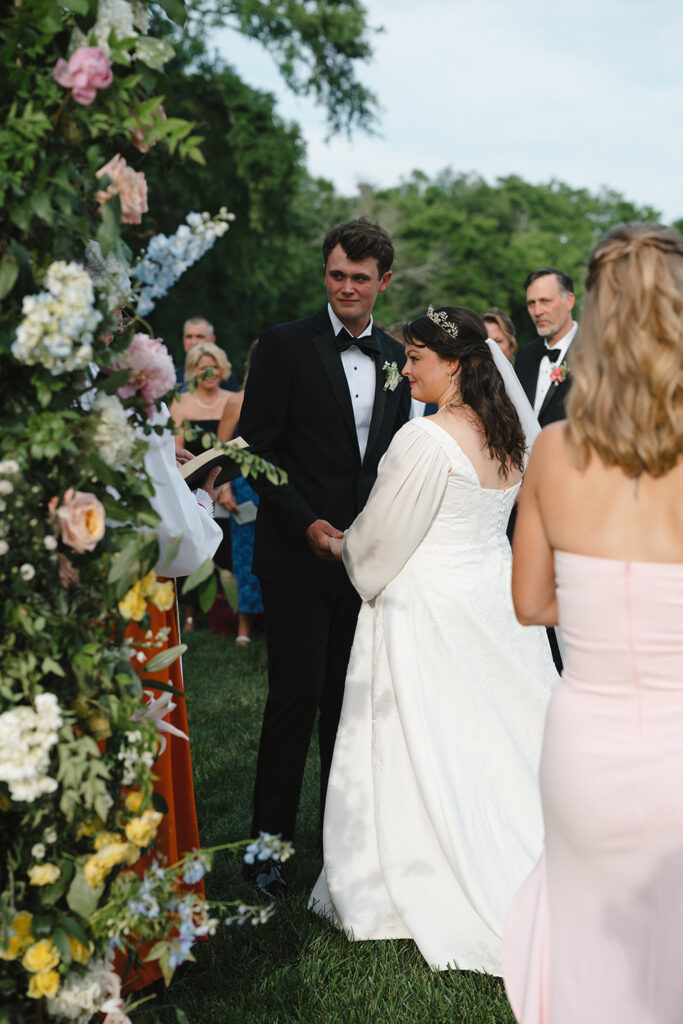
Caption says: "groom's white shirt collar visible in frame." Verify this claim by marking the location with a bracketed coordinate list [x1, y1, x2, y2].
[327, 303, 374, 339]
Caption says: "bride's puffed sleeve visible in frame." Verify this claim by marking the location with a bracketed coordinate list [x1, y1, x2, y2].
[144, 406, 223, 577]
[343, 421, 450, 601]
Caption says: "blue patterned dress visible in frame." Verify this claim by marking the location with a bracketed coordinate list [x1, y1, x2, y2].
[231, 424, 263, 614]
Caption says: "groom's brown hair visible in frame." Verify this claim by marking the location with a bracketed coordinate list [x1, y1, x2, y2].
[322, 217, 394, 277]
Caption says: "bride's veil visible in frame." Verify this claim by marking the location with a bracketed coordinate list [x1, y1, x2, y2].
[485, 337, 540, 456]
[485, 337, 565, 664]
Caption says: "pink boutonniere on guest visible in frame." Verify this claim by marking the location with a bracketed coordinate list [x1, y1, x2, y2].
[549, 362, 569, 385]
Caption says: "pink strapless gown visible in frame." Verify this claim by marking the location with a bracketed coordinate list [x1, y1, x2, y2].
[504, 551, 683, 1024]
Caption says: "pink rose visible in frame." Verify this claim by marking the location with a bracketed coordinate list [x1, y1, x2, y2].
[48, 489, 106, 554]
[96, 154, 148, 226]
[112, 333, 176, 415]
[53, 47, 112, 106]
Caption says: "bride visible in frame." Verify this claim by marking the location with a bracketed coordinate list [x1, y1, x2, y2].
[309, 305, 558, 975]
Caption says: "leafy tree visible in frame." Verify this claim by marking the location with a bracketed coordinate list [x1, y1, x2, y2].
[184, 0, 378, 134]
[344, 172, 661, 343]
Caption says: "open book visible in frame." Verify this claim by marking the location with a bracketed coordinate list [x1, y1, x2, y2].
[179, 436, 249, 490]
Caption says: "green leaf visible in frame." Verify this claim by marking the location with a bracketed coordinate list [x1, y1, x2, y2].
[62, 0, 89, 12]
[0, 257, 19, 300]
[51, 926, 72, 964]
[157, 0, 186, 26]
[181, 558, 214, 595]
[99, 369, 132, 395]
[151, 791, 169, 814]
[138, 678, 185, 698]
[66, 870, 104, 917]
[57, 915, 91, 949]
[30, 192, 54, 226]
[37, 861, 73, 906]
[96, 194, 121, 256]
[143, 644, 186, 674]
[198, 571, 218, 613]
[31, 914, 55, 938]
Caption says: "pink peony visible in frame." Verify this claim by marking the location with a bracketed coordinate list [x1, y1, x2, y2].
[112, 333, 176, 415]
[96, 154, 148, 225]
[53, 47, 112, 106]
[48, 489, 106, 554]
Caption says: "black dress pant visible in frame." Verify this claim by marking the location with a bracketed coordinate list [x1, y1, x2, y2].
[251, 576, 361, 841]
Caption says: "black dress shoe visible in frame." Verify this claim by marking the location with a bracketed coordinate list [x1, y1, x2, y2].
[243, 857, 287, 900]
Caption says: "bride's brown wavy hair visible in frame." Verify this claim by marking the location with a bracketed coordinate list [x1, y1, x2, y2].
[566, 223, 683, 478]
[404, 306, 526, 478]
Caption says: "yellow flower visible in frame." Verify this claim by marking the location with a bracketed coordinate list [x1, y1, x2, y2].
[93, 831, 122, 851]
[125, 809, 163, 848]
[76, 817, 102, 839]
[27, 969, 60, 999]
[68, 936, 92, 964]
[140, 570, 158, 597]
[27, 863, 60, 886]
[118, 579, 146, 621]
[22, 938, 60, 973]
[83, 842, 136, 887]
[125, 790, 143, 814]
[0, 793, 11, 811]
[149, 580, 174, 612]
[0, 912, 34, 961]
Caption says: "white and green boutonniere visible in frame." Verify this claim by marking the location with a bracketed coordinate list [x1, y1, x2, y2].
[382, 361, 402, 392]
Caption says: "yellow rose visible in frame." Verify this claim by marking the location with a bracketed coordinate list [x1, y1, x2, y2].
[22, 938, 60, 973]
[124, 790, 143, 814]
[93, 831, 122, 851]
[75, 817, 102, 839]
[83, 842, 134, 887]
[118, 580, 146, 622]
[68, 936, 92, 964]
[27, 863, 60, 886]
[1, 912, 34, 961]
[140, 570, 158, 597]
[125, 809, 164, 848]
[27, 969, 60, 999]
[149, 580, 174, 612]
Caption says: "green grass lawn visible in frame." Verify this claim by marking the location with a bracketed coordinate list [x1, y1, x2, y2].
[152, 629, 516, 1024]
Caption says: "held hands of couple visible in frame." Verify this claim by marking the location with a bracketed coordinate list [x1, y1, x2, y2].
[305, 519, 344, 561]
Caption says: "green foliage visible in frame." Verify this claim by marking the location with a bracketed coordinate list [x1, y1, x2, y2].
[342, 171, 661, 342]
[185, 0, 377, 134]
[139, 50, 347, 371]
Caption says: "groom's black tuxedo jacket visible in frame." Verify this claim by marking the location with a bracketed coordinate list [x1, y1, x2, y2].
[240, 306, 411, 595]
[514, 336, 574, 427]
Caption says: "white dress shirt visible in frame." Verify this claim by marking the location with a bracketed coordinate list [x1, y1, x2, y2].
[328, 303, 376, 461]
[533, 321, 578, 415]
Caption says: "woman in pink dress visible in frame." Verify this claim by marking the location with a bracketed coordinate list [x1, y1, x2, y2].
[504, 223, 683, 1024]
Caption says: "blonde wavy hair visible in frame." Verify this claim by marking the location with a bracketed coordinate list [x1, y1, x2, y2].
[566, 223, 683, 478]
[184, 341, 231, 383]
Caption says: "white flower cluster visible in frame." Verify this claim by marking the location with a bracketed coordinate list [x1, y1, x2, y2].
[117, 729, 155, 786]
[91, 392, 135, 467]
[46, 951, 121, 1024]
[12, 261, 103, 375]
[133, 209, 235, 317]
[0, 692, 63, 802]
[71, 0, 148, 56]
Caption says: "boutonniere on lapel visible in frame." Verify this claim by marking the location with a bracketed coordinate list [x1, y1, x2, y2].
[549, 362, 569, 386]
[382, 361, 402, 391]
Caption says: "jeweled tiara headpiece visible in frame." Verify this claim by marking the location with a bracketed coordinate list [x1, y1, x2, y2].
[427, 305, 459, 339]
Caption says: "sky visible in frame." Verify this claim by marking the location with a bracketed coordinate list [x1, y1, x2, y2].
[214, 0, 683, 223]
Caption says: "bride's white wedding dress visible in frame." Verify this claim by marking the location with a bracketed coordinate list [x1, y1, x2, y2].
[309, 417, 558, 974]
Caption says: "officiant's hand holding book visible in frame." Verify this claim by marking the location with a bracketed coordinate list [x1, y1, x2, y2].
[179, 436, 249, 490]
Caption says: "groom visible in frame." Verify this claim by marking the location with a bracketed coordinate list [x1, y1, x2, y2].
[240, 218, 410, 893]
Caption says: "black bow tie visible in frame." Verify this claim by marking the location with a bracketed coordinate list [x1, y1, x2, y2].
[335, 330, 380, 358]
[543, 345, 562, 363]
